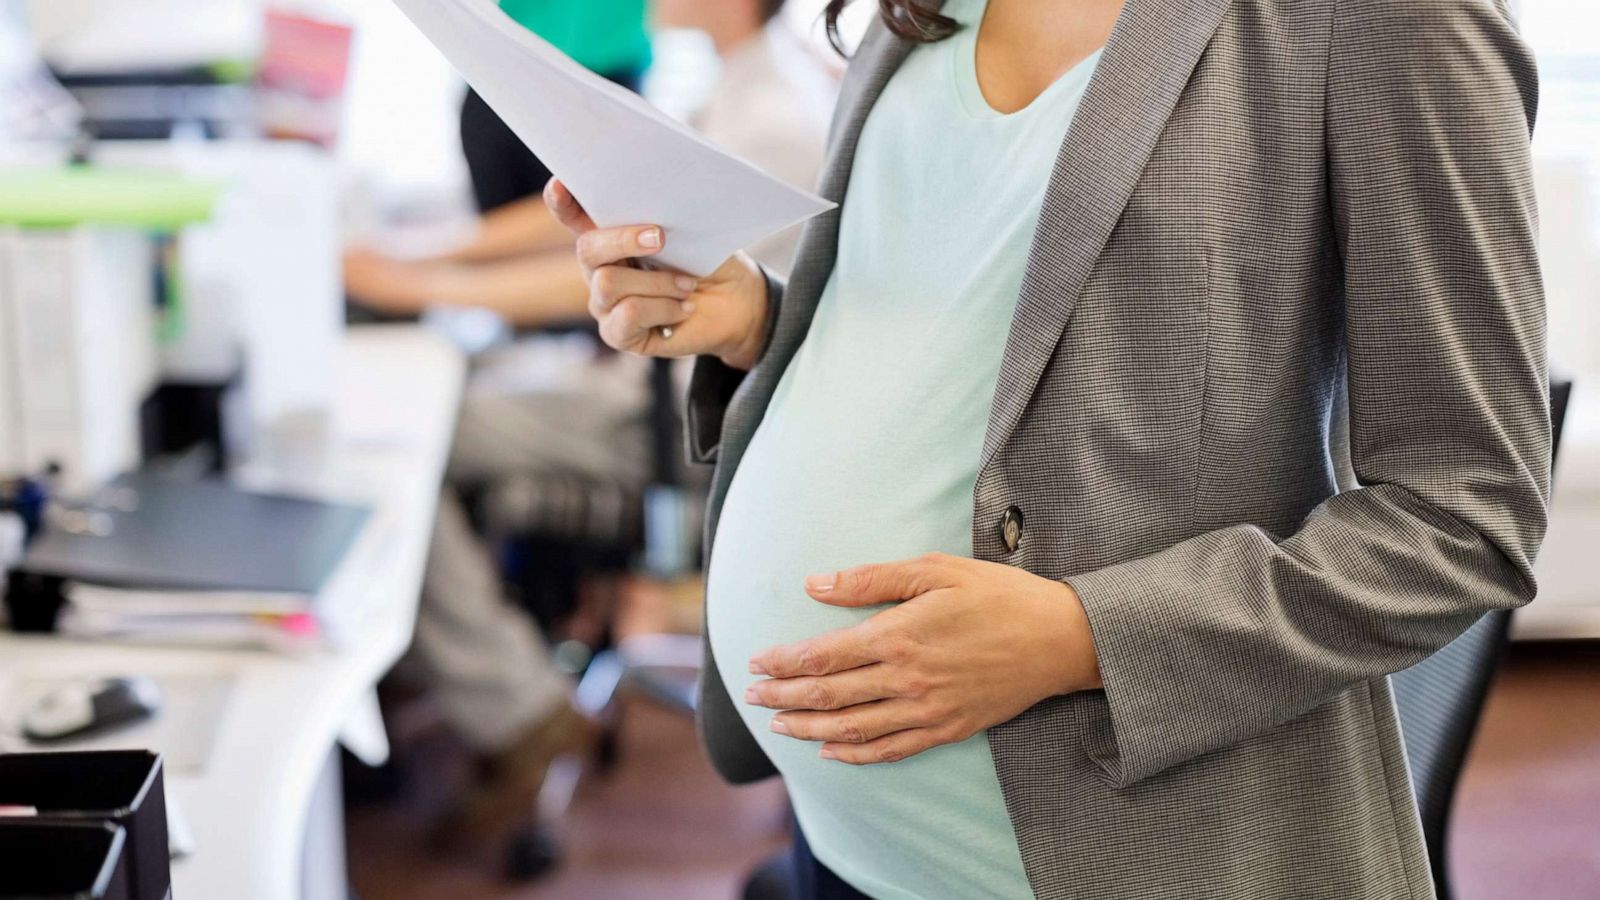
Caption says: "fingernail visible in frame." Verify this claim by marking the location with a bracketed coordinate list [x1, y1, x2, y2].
[770, 718, 790, 735]
[639, 228, 662, 249]
[675, 275, 697, 291]
[682, 301, 696, 313]
[819, 748, 837, 760]
[748, 660, 767, 675]
[806, 572, 837, 592]
[744, 687, 761, 704]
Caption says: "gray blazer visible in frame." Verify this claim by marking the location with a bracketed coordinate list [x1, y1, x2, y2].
[686, 0, 1548, 896]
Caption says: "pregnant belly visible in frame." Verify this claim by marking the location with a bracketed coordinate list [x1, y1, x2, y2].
[705, 422, 979, 734]
[703, 431, 1031, 898]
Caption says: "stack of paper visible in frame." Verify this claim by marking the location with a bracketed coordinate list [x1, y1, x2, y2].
[388, 0, 834, 276]
[59, 584, 323, 653]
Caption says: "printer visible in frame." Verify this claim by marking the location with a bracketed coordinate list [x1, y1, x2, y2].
[0, 141, 342, 493]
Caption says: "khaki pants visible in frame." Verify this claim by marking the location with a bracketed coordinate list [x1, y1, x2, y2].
[406, 337, 650, 751]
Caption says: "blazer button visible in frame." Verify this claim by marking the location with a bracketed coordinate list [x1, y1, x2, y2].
[999, 506, 1024, 553]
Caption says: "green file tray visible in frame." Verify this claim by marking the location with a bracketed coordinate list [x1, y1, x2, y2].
[0, 167, 221, 230]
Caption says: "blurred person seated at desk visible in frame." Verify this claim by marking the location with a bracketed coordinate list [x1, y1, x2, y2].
[345, 0, 652, 322]
[358, 0, 835, 844]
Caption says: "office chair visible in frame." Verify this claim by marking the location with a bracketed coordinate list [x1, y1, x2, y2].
[483, 358, 698, 647]
[1390, 375, 1572, 900]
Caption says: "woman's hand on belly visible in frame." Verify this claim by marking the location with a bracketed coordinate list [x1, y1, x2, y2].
[743, 553, 1103, 765]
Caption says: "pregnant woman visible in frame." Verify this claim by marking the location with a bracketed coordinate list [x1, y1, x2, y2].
[549, 0, 1548, 896]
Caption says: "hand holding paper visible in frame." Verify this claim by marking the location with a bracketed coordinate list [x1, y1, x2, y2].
[389, 0, 835, 276]
[550, 180, 774, 367]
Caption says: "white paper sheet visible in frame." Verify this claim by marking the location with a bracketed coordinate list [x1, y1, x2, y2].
[389, 0, 835, 276]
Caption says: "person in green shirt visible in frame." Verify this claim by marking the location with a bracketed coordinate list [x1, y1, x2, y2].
[498, 0, 652, 77]
[460, 0, 652, 212]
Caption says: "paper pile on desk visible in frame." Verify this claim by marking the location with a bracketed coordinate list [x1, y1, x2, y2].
[389, 0, 834, 276]
[58, 584, 325, 653]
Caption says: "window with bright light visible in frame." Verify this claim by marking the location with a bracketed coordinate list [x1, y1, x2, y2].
[1519, 0, 1600, 163]
[1517, 1, 1600, 372]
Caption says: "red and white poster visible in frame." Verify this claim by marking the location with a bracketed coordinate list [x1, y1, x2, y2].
[257, 8, 354, 147]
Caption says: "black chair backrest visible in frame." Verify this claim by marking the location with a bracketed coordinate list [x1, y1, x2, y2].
[1390, 375, 1572, 899]
[1391, 609, 1510, 898]
[650, 357, 681, 487]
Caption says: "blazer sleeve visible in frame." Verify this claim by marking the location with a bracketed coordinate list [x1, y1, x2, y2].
[685, 267, 787, 464]
[1065, 0, 1549, 788]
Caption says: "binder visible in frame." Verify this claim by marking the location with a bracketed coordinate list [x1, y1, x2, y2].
[20, 471, 369, 594]
[6, 472, 371, 646]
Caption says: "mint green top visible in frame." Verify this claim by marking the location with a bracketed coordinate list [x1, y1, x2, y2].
[704, 1, 1101, 896]
[498, 0, 650, 76]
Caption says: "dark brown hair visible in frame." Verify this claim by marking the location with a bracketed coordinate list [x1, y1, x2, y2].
[822, 0, 960, 53]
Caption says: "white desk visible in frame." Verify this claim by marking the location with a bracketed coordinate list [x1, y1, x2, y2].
[0, 325, 464, 899]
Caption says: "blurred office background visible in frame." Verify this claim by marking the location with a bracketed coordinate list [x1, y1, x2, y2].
[0, 1, 1596, 899]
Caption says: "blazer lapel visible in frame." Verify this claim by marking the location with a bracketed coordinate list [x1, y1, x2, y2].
[979, 0, 1234, 469]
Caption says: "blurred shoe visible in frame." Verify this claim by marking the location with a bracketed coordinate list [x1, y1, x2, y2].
[434, 700, 595, 847]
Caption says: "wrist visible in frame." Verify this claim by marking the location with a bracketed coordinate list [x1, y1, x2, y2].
[1047, 581, 1102, 696]
[716, 255, 772, 371]
[718, 327, 764, 372]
